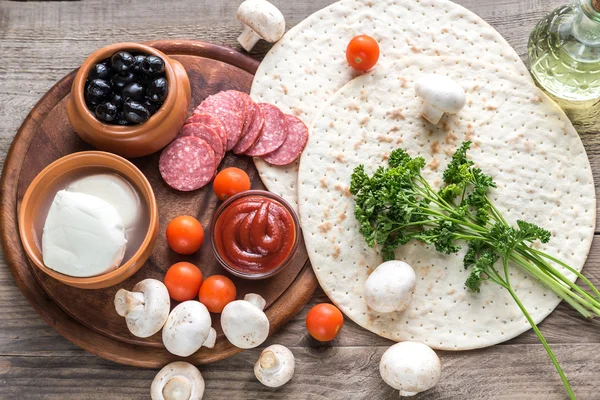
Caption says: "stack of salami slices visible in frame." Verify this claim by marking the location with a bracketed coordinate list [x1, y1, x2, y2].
[159, 90, 309, 191]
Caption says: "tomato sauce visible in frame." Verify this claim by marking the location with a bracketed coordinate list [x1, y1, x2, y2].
[214, 195, 296, 274]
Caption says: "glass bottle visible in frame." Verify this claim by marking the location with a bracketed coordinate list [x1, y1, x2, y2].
[528, 0, 600, 129]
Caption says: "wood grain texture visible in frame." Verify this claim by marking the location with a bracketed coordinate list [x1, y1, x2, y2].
[1, 0, 599, 399]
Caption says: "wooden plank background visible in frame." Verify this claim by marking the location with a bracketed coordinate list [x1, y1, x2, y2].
[1, 0, 599, 398]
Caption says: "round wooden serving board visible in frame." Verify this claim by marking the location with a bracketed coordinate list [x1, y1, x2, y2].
[0, 40, 318, 368]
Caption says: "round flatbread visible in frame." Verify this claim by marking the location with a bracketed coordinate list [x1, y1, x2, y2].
[159, 136, 216, 192]
[245, 103, 287, 157]
[297, 57, 595, 350]
[261, 114, 308, 166]
[251, 0, 532, 211]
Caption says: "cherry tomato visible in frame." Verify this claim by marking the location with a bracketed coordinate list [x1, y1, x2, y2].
[198, 275, 237, 313]
[164, 262, 203, 302]
[166, 215, 204, 255]
[306, 303, 344, 341]
[213, 167, 251, 201]
[346, 35, 380, 71]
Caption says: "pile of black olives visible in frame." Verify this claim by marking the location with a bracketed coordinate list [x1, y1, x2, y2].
[84, 51, 169, 125]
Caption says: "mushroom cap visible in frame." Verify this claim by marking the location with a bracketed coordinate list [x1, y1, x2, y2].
[364, 260, 416, 313]
[254, 344, 295, 388]
[237, 0, 286, 42]
[379, 342, 441, 397]
[162, 301, 213, 357]
[414, 74, 466, 113]
[221, 295, 269, 349]
[114, 279, 170, 338]
[151, 361, 205, 400]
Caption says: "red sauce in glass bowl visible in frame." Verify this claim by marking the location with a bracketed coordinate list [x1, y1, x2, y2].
[211, 191, 299, 279]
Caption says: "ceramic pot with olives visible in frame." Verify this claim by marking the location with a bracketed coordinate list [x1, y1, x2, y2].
[67, 42, 191, 158]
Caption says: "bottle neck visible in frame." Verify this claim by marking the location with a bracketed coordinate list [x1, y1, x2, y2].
[573, 0, 600, 46]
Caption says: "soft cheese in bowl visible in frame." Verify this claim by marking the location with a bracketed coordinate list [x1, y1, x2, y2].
[18, 151, 158, 289]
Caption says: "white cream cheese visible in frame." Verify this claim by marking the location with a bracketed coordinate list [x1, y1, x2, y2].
[66, 173, 141, 231]
[42, 190, 127, 277]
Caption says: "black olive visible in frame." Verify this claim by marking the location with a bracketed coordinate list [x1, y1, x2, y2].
[110, 51, 135, 73]
[116, 111, 130, 126]
[95, 102, 118, 123]
[123, 100, 150, 124]
[111, 72, 135, 93]
[141, 56, 165, 76]
[147, 77, 168, 103]
[85, 91, 102, 108]
[86, 79, 112, 105]
[143, 99, 160, 115]
[122, 82, 146, 102]
[132, 55, 146, 74]
[88, 62, 111, 81]
[112, 93, 123, 108]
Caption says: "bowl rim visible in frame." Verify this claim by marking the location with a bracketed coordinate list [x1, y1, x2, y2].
[210, 190, 301, 280]
[17, 150, 158, 285]
[73, 42, 176, 138]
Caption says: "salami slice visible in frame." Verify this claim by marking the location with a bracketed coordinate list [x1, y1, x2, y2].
[233, 101, 264, 154]
[194, 93, 243, 151]
[245, 103, 287, 157]
[261, 114, 309, 166]
[184, 113, 227, 153]
[179, 123, 225, 166]
[159, 136, 216, 192]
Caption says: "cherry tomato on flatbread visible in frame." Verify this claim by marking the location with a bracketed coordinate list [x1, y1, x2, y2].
[306, 303, 344, 341]
[213, 167, 251, 201]
[198, 275, 237, 313]
[164, 262, 204, 302]
[346, 35, 380, 71]
[166, 215, 204, 255]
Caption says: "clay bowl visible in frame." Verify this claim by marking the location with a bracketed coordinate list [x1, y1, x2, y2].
[18, 151, 159, 289]
[66, 42, 191, 158]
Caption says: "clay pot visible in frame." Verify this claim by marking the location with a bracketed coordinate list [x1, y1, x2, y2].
[18, 151, 159, 289]
[66, 42, 191, 158]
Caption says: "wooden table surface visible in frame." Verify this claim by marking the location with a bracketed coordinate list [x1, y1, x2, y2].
[1, 0, 599, 399]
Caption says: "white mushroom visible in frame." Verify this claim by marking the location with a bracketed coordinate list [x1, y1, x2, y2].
[380, 342, 441, 397]
[221, 293, 269, 349]
[364, 260, 416, 313]
[162, 301, 216, 357]
[254, 344, 295, 388]
[115, 279, 170, 338]
[414, 74, 466, 124]
[237, 0, 286, 52]
[151, 361, 204, 400]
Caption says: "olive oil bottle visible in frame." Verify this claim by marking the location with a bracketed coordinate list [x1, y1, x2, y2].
[528, 0, 600, 129]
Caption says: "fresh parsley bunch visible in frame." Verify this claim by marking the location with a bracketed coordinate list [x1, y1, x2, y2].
[350, 141, 600, 399]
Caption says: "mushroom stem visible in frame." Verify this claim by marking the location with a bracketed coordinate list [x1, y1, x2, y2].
[259, 350, 280, 371]
[244, 293, 266, 311]
[162, 376, 192, 400]
[238, 26, 261, 52]
[202, 327, 217, 349]
[114, 289, 145, 320]
[419, 101, 444, 125]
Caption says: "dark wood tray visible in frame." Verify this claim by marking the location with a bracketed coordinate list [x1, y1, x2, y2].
[0, 40, 318, 368]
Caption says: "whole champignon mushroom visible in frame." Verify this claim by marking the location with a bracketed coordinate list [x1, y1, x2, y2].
[162, 301, 216, 357]
[364, 260, 416, 313]
[114, 279, 170, 338]
[221, 293, 269, 349]
[254, 344, 295, 388]
[414, 74, 466, 124]
[151, 361, 205, 400]
[380, 342, 441, 397]
[237, 0, 286, 52]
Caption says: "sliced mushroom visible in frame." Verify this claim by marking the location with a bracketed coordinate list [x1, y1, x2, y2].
[151, 361, 204, 400]
[237, 0, 285, 52]
[114, 279, 170, 338]
[364, 260, 416, 313]
[414, 74, 466, 124]
[221, 293, 269, 349]
[254, 344, 295, 388]
[380, 342, 441, 397]
[162, 301, 216, 357]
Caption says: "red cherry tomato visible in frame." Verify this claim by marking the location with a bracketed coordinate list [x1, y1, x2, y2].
[198, 275, 237, 313]
[213, 167, 251, 201]
[166, 215, 204, 255]
[164, 262, 204, 302]
[306, 303, 344, 341]
[346, 35, 380, 71]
